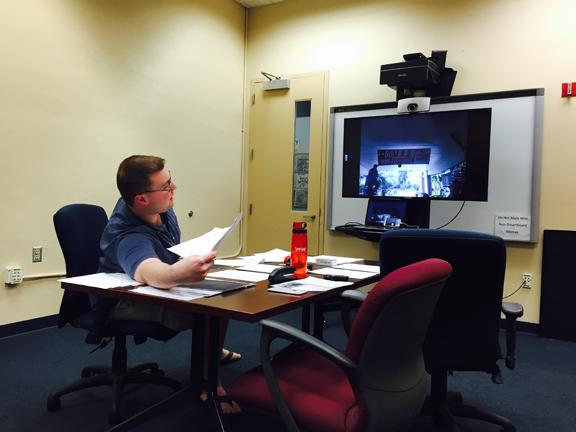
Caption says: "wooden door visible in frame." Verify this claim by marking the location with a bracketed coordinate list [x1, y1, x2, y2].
[246, 72, 327, 255]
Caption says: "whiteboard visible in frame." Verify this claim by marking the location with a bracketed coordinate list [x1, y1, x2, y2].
[328, 89, 544, 242]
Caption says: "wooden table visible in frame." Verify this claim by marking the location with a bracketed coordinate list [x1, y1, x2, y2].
[62, 261, 380, 432]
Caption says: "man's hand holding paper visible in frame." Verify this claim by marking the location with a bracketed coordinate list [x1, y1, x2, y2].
[172, 251, 216, 283]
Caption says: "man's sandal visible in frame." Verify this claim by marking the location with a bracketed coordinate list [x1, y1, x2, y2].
[220, 349, 241, 364]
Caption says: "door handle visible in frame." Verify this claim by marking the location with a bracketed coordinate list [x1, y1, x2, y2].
[303, 215, 316, 221]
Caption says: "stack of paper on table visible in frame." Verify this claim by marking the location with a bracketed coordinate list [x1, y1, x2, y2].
[307, 255, 362, 265]
[214, 256, 264, 267]
[236, 263, 281, 274]
[268, 276, 353, 295]
[132, 286, 209, 301]
[207, 269, 269, 283]
[60, 271, 252, 302]
[128, 279, 251, 302]
[59, 273, 140, 289]
[310, 267, 378, 280]
[335, 263, 380, 273]
[253, 248, 290, 263]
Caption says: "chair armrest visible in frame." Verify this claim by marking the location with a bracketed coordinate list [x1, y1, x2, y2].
[341, 289, 368, 303]
[340, 290, 368, 336]
[260, 319, 357, 372]
[501, 301, 524, 370]
[502, 301, 524, 318]
[259, 319, 358, 432]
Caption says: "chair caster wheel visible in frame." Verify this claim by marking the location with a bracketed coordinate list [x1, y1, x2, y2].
[81, 366, 107, 378]
[47, 397, 61, 412]
[151, 368, 165, 376]
[447, 390, 463, 404]
[109, 411, 123, 425]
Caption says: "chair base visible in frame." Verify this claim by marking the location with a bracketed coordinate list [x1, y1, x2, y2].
[47, 362, 181, 425]
[422, 386, 516, 432]
[47, 335, 181, 426]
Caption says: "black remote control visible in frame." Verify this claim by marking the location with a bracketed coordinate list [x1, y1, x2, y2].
[323, 274, 349, 281]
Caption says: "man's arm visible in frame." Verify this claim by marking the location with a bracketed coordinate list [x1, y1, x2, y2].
[134, 251, 216, 289]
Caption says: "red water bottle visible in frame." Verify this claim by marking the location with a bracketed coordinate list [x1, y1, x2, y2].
[291, 221, 308, 279]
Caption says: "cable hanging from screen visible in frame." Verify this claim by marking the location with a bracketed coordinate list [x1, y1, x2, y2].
[433, 201, 466, 229]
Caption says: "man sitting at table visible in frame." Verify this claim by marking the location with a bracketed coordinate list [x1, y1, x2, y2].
[98, 154, 241, 414]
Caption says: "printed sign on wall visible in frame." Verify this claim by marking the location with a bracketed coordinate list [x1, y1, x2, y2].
[494, 213, 531, 241]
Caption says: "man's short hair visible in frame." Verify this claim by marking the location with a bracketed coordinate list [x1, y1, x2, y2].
[117, 155, 165, 206]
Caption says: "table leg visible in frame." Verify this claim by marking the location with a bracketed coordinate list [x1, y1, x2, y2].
[313, 302, 324, 340]
[106, 386, 190, 432]
[107, 314, 225, 432]
[190, 313, 205, 389]
[301, 304, 310, 333]
[206, 316, 227, 432]
[105, 326, 200, 432]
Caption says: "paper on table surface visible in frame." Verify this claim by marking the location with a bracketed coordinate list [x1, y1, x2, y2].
[254, 248, 290, 263]
[207, 269, 269, 283]
[335, 263, 380, 274]
[292, 276, 354, 288]
[307, 255, 362, 265]
[214, 256, 264, 267]
[181, 279, 252, 294]
[287, 276, 353, 292]
[168, 213, 242, 257]
[132, 286, 206, 301]
[59, 273, 140, 289]
[237, 263, 281, 274]
[310, 267, 377, 280]
[270, 276, 352, 293]
[267, 284, 308, 295]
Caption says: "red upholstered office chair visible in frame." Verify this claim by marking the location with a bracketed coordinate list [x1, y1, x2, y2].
[229, 258, 452, 432]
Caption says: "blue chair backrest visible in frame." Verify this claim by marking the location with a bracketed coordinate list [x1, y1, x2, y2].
[53, 204, 109, 326]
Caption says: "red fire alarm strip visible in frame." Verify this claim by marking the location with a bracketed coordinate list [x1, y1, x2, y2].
[562, 82, 575, 97]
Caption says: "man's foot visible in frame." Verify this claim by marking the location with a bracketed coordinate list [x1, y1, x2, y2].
[220, 348, 242, 364]
[200, 386, 242, 414]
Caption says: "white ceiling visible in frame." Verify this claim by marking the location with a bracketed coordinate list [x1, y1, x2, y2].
[235, 0, 286, 8]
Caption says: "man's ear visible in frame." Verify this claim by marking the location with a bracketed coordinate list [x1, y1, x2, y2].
[132, 193, 148, 208]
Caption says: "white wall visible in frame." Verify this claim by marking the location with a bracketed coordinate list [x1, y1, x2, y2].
[0, 0, 246, 325]
[246, 0, 576, 324]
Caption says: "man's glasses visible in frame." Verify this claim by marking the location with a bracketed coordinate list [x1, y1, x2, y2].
[141, 171, 173, 194]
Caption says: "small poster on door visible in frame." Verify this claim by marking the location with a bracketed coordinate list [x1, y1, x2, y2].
[294, 154, 309, 174]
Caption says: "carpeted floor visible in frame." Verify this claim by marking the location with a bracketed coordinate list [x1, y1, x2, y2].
[1, 309, 575, 432]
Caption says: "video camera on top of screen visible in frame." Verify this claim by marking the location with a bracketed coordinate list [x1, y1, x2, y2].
[397, 97, 431, 114]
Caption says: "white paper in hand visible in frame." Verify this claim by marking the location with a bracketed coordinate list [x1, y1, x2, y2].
[169, 214, 242, 257]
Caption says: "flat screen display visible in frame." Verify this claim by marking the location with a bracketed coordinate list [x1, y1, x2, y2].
[342, 108, 492, 201]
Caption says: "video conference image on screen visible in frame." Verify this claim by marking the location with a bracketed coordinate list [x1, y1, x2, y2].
[341, 108, 492, 201]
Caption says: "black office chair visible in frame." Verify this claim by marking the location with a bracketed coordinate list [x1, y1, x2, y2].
[374, 229, 523, 432]
[47, 204, 181, 425]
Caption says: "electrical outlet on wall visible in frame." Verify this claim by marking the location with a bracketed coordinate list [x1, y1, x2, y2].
[32, 246, 42, 263]
[5, 267, 23, 284]
[522, 273, 532, 289]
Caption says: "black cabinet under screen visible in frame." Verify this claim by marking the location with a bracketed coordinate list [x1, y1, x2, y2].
[540, 230, 576, 341]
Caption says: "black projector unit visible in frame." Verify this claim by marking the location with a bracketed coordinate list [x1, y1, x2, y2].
[379, 51, 457, 100]
[380, 56, 440, 87]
